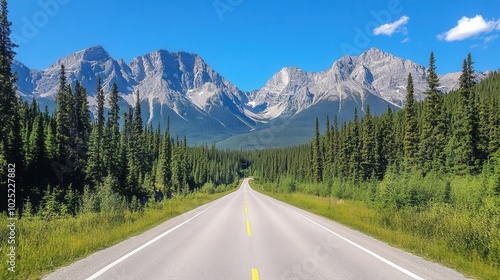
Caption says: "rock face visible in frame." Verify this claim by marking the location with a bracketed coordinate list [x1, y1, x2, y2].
[247, 48, 487, 120]
[14, 46, 487, 146]
[15, 46, 254, 143]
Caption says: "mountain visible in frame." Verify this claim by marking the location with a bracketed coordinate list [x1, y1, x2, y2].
[14, 46, 254, 143]
[14, 46, 488, 148]
[127, 50, 253, 130]
[220, 48, 487, 149]
[245, 48, 487, 119]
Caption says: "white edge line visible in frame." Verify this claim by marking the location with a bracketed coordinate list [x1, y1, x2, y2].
[288, 206, 425, 280]
[86, 193, 232, 280]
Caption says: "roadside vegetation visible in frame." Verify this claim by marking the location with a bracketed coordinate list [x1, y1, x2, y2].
[251, 174, 500, 280]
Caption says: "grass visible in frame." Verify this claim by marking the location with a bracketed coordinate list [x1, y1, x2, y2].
[250, 180, 500, 280]
[0, 189, 235, 280]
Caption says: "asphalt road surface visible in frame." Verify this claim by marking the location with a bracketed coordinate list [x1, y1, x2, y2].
[43, 178, 468, 280]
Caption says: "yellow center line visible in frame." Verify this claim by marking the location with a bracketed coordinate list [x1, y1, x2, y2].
[246, 218, 252, 236]
[252, 268, 259, 280]
[244, 207, 248, 215]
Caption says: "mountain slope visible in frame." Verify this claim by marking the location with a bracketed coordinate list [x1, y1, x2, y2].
[14, 46, 487, 147]
[15, 46, 255, 143]
[244, 48, 487, 120]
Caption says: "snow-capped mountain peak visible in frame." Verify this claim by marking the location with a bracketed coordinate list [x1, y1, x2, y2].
[14, 46, 488, 146]
[245, 47, 487, 119]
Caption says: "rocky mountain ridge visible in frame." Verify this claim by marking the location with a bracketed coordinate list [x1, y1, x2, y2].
[13, 46, 488, 147]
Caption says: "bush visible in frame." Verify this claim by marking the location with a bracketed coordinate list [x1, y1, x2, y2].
[99, 176, 126, 213]
[278, 177, 296, 193]
[39, 187, 61, 220]
[81, 185, 100, 214]
[201, 182, 215, 194]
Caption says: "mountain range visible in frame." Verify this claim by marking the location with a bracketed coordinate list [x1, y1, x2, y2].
[13, 46, 488, 148]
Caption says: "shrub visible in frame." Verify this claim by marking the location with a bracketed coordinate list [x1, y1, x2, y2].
[201, 182, 215, 194]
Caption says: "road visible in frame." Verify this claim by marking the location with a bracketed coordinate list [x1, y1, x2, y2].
[43, 178, 468, 280]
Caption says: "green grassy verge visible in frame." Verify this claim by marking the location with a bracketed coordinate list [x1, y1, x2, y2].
[250, 180, 499, 280]
[0, 189, 235, 280]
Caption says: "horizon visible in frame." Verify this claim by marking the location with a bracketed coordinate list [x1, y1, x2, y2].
[8, 0, 500, 91]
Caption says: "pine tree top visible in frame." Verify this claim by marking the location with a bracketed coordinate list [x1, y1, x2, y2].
[426, 52, 440, 93]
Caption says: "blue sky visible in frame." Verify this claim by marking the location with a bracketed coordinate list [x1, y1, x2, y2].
[8, 0, 500, 91]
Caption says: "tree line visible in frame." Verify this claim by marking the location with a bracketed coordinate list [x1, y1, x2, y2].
[2, 63, 247, 215]
[0, 4, 246, 214]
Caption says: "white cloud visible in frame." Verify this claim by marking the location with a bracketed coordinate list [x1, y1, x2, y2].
[484, 35, 498, 43]
[438, 15, 499, 41]
[401, 38, 410, 43]
[373, 15, 410, 36]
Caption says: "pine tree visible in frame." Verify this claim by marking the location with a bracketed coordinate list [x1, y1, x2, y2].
[477, 89, 491, 161]
[381, 105, 397, 169]
[107, 82, 119, 128]
[348, 108, 361, 182]
[312, 117, 323, 183]
[462, 54, 476, 91]
[0, 0, 17, 163]
[54, 69, 75, 186]
[70, 81, 90, 191]
[325, 116, 332, 166]
[488, 98, 500, 158]
[181, 136, 190, 190]
[117, 110, 131, 195]
[86, 124, 101, 185]
[419, 52, 446, 174]
[55, 65, 68, 161]
[360, 105, 376, 180]
[171, 136, 182, 194]
[125, 90, 145, 197]
[331, 116, 339, 177]
[0, 0, 22, 207]
[104, 82, 121, 179]
[74, 81, 91, 148]
[337, 122, 348, 178]
[132, 89, 145, 174]
[44, 116, 57, 173]
[25, 112, 46, 200]
[426, 52, 440, 92]
[403, 73, 419, 168]
[448, 54, 478, 174]
[95, 76, 105, 140]
[156, 118, 172, 197]
[86, 79, 106, 185]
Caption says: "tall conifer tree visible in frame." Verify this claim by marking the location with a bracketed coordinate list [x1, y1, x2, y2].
[86, 78, 106, 185]
[0, 0, 20, 180]
[419, 52, 446, 174]
[312, 117, 323, 183]
[104, 82, 121, 179]
[361, 105, 375, 180]
[448, 54, 478, 174]
[349, 109, 361, 181]
[403, 73, 418, 168]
